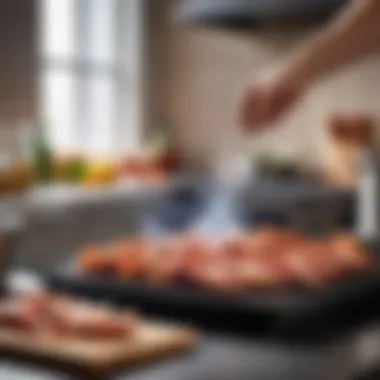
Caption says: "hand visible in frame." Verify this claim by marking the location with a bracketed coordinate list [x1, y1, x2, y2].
[238, 66, 306, 132]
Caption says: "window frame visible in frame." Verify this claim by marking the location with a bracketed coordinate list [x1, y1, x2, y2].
[39, 0, 146, 156]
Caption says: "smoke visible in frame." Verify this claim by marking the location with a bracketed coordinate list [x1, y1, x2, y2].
[192, 179, 244, 239]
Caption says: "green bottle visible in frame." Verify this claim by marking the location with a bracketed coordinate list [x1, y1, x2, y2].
[64, 157, 86, 183]
[32, 133, 53, 184]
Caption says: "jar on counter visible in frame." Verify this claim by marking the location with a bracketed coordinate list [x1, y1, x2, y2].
[332, 115, 380, 241]
[0, 127, 34, 196]
[325, 115, 373, 189]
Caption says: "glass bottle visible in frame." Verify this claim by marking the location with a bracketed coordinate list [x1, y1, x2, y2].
[354, 118, 378, 240]
[356, 144, 380, 240]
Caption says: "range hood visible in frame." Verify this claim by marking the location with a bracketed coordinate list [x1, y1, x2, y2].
[176, 0, 346, 30]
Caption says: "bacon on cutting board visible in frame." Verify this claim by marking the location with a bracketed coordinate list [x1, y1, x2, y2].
[0, 294, 139, 340]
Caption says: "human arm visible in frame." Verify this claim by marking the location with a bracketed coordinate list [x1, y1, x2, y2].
[239, 0, 380, 130]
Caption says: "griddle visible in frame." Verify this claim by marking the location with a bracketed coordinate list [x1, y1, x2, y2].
[46, 239, 380, 344]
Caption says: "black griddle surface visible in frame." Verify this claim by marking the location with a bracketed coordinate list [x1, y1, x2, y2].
[47, 240, 380, 343]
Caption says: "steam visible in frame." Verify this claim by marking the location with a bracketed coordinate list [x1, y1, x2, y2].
[192, 177, 245, 239]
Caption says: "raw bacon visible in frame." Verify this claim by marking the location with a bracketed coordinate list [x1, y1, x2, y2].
[77, 228, 373, 292]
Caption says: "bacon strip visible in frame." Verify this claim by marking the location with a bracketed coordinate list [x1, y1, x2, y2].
[77, 229, 373, 291]
[0, 294, 138, 340]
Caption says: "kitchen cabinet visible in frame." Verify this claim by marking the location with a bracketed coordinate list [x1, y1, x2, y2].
[0, 0, 37, 123]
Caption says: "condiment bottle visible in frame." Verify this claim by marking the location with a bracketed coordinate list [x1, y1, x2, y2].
[350, 117, 379, 240]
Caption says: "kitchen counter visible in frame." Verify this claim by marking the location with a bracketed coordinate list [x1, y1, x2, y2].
[4, 272, 380, 380]
[0, 330, 379, 380]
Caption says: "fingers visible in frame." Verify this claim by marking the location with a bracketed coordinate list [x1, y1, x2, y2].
[238, 87, 254, 130]
[239, 87, 265, 132]
[238, 77, 300, 132]
[240, 90, 285, 131]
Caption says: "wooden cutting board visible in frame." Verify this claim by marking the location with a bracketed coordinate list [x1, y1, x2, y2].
[0, 322, 197, 377]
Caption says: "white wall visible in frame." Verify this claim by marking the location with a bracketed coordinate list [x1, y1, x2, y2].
[151, 0, 380, 169]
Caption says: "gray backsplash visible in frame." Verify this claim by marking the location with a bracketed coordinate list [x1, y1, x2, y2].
[13, 197, 145, 271]
[10, 178, 354, 272]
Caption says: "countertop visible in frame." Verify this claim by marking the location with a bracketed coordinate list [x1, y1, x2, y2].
[0, 330, 380, 380]
[4, 272, 380, 380]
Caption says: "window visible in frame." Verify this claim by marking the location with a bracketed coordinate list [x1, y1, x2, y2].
[39, 0, 144, 156]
